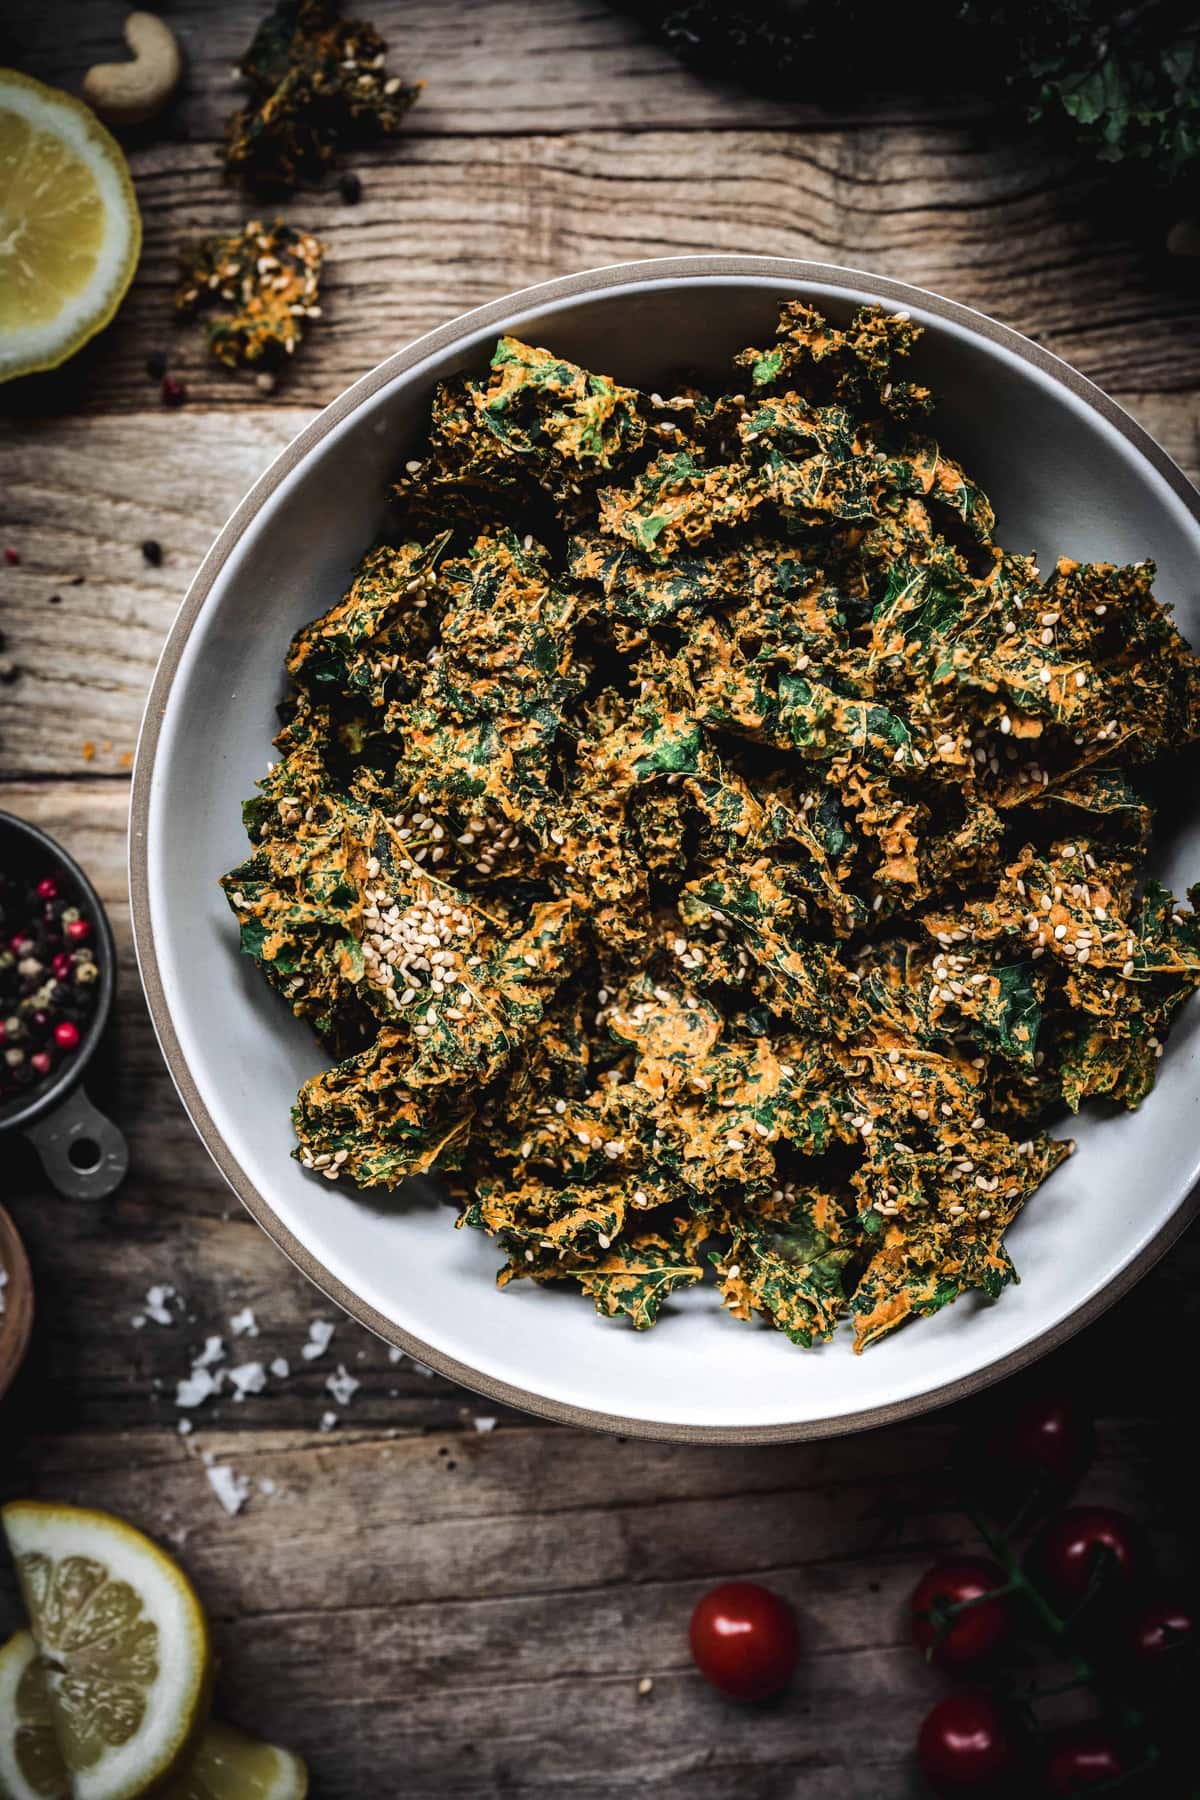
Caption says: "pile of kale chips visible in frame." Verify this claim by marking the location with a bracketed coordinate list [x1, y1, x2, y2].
[224, 301, 1200, 1351]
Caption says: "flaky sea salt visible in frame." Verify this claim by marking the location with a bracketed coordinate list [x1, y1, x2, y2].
[319, 1410, 338, 1432]
[227, 1361, 267, 1400]
[387, 1346, 404, 1364]
[176, 1367, 221, 1408]
[195, 1336, 225, 1368]
[143, 1284, 177, 1326]
[229, 1307, 259, 1337]
[473, 1416, 497, 1433]
[325, 1364, 360, 1406]
[269, 1357, 290, 1379]
[206, 1464, 252, 1516]
[301, 1319, 334, 1361]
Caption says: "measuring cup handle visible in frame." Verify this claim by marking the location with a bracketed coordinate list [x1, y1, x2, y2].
[23, 1085, 128, 1200]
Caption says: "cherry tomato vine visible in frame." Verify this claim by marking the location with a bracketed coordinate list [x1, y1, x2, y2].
[911, 1389, 1195, 1796]
[684, 1389, 1192, 1797]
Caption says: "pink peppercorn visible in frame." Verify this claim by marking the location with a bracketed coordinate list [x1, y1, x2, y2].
[51, 952, 72, 979]
[31, 1050, 52, 1076]
[3, 547, 19, 566]
[9, 933, 30, 953]
[161, 375, 188, 407]
[37, 876, 58, 900]
[54, 1020, 80, 1050]
[65, 918, 91, 944]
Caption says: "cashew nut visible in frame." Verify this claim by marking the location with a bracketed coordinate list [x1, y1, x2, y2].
[82, 11, 181, 127]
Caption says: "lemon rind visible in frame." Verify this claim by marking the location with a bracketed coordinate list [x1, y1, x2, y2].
[0, 68, 141, 382]
[1, 1501, 212, 1800]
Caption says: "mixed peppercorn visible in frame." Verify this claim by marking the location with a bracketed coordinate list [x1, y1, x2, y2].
[0, 866, 100, 1106]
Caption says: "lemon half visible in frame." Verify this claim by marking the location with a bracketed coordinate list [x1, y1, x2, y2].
[0, 70, 141, 381]
[162, 1723, 308, 1800]
[0, 1630, 67, 1800]
[1, 1503, 212, 1800]
[0, 1631, 308, 1800]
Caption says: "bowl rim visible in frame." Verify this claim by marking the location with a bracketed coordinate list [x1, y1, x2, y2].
[0, 809, 117, 1134]
[129, 253, 1200, 1444]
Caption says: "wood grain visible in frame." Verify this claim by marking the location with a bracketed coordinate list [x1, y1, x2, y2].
[2, 0, 978, 142]
[2, 127, 1198, 422]
[0, 1417, 1189, 1798]
[2, 2, 1198, 1791]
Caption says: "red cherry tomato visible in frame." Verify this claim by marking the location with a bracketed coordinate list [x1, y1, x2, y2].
[1000, 1393, 1094, 1487]
[917, 1691, 1018, 1794]
[1044, 1724, 1127, 1794]
[688, 1581, 799, 1701]
[1125, 1592, 1196, 1667]
[1032, 1508, 1142, 1613]
[910, 1558, 1015, 1667]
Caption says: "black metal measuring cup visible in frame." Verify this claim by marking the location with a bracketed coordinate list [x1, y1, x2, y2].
[0, 811, 128, 1198]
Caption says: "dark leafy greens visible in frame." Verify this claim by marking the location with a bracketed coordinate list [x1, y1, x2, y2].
[223, 301, 1200, 1352]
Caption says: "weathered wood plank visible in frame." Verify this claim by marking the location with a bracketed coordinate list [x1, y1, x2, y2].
[3, 0, 977, 141]
[2, 393, 1195, 778]
[2, 129, 1197, 423]
[2, 5, 1197, 1789]
[0, 1422, 1188, 1798]
[0, 411, 311, 777]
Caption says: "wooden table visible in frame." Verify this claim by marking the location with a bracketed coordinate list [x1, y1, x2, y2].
[2, 5, 1198, 1792]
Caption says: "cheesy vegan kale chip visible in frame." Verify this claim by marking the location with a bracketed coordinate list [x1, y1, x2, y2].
[222, 302, 1200, 1353]
[223, 0, 420, 190]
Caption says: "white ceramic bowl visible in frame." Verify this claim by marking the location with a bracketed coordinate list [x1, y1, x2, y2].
[131, 257, 1200, 1442]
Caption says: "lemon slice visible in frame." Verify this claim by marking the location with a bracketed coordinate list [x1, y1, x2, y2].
[0, 70, 141, 381]
[161, 1724, 308, 1800]
[1, 1502, 212, 1800]
[0, 1633, 306, 1800]
[0, 1630, 68, 1800]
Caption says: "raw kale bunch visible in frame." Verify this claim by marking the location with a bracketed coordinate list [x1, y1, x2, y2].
[961, 0, 1200, 186]
[634, 0, 924, 96]
[634, 0, 1200, 204]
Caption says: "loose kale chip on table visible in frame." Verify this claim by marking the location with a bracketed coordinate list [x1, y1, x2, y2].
[223, 302, 1200, 1353]
[176, 220, 324, 371]
[224, 0, 420, 190]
